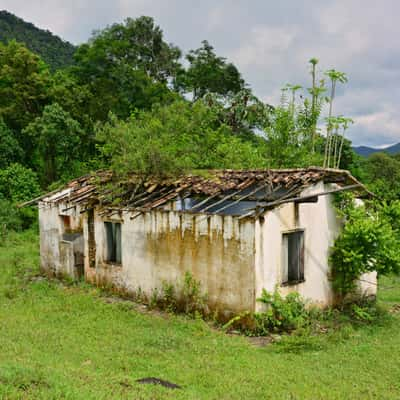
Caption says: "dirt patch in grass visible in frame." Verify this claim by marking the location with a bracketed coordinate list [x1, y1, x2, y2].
[136, 377, 182, 389]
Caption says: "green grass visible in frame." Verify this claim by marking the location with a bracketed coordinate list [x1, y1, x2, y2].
[1, 230, 400, 399]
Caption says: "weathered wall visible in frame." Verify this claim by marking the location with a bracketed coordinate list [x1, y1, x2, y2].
[254, 182, 377, 309]
[39, 181, 377, 313]
[84, 210, 256, 314]
[39, 197, 83, 279]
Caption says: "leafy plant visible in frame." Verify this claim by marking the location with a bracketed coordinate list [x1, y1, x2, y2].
[255, 289, 308, 333]
[148, 272, 207, 317]
[330, 196, 400, 298]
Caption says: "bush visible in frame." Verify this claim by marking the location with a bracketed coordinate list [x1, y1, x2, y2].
[149, 272, 208, 317]
[223, 289, 309, 335]
[0, 164, 40, 235]
[96, 100, 266, 179]
[222, 288, 390, 337]
[330, 198, 400, 298]
[0, 163, 41, 203]
[255, 289, 308, 333]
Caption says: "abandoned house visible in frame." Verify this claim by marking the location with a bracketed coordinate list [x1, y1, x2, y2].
[27, 167, 377, 314]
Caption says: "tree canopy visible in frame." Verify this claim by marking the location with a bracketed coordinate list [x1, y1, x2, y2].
[177, 40, 245, 100]
[0, 10, 75, 70]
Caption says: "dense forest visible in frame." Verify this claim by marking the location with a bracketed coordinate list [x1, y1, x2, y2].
[0, 10, 75, 70]
[0, 11, 399, 234]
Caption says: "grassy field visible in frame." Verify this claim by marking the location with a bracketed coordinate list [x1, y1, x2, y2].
[1, 230, 400, 399]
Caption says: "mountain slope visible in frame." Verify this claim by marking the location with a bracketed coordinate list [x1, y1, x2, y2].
[0, 10, 75, 69]
[353, 142, 400, 157]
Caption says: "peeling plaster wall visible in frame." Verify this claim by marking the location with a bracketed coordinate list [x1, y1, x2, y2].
[39, 181, 377, 313]
[84, 210, 256, 314]
[255, 182, 377, 309]
[39, 201, 83, 279]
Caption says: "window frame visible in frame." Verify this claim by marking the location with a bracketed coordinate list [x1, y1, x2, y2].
[104, 220, 122, 265]
[281, 229, 305, 286]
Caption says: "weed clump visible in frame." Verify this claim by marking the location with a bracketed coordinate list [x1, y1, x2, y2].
[149, 272, 208, 317]
[223, 288, 390, 338]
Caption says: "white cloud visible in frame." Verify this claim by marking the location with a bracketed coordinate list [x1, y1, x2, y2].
[231, 25, 297, 70]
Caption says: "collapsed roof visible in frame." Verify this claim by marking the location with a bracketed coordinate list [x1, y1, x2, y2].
[23, 167, 371, 219]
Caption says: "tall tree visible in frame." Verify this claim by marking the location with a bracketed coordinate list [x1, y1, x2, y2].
[178, 40, 245, 100]
[23, 103, 84, 186]
[72, 16, 180, 120]
[0, 118, 23, 169]
[0, 40, 51, 134]
[96, 100, 265, 178]
[323, 69, 348, 168]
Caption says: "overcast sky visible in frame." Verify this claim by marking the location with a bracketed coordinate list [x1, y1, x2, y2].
[2, 0, 399, 147]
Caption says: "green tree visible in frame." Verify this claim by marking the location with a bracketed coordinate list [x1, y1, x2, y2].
[72, 17, 180, 120]
[323, 69, 348, 168]
[264, 92, 323, 168]
[96, 100, 265, 178]
[0, 163, 40, 232]
[0, 118, 23, 169]
[0, 163, 40, 203]
[331, 198, 400, 298]
[361, 152, 400, 201]
[0, 41, 51, 134]
[178, 40, 245, 100]
[0, 10, 75, 70]
[76, 16, 181, 82]
[202, 89, 272, 135]
[23, 103, 84, 186]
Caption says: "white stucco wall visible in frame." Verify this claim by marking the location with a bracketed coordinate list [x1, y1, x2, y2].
[39, 181, 377, 312]
[84, 210, 256, 314]
[254, 182, 377, 310]
[39, 200, 84, 278]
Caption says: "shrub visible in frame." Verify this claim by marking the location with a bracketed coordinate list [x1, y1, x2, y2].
[223, 289, 309, 335]
[149, 272, 208, 317]
[330, 198, 400, 298]
[0, 163, 41, 203]
[255, 289, 308, 333]
[0, 164, 40, 235]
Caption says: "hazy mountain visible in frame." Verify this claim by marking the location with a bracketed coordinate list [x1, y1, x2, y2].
[0, 10, 75, 69]
[353, 142, 400, 157]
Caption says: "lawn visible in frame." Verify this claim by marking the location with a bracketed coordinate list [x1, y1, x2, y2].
[1, 230, 400, 399]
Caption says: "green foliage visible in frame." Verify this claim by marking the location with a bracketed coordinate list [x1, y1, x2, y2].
[264, 103, 323, 167]
[0, 199, 25, 237]
[2, 232, 400, 399]
[330, 198, 400, 297]
[177, 40, 244, 99]
[0, 40, 51, 134]
[0, 10, 75, 70]
[72, 16, 180, 120]
[255, 289, 308, 333]
[96, 100, 266, 178]
[149, 272, 207, 317]
[0, 118, 23, 169]
[76, 16, 181, 82]
[223, 289, 309, 335]
[202, 89, 272, 134]
[23, 103, 84, 185]
[0, 163, 40, 203]
[361, 152, 400, 200]
[0, 163, 40, 234]
[0, 10, 379, 216]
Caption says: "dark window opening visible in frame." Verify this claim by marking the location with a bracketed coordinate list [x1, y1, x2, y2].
[61, 215, 71, 232]
[104, 222, 122, 264]
[88, 209, 96, 268]
[282, 231, 304, 285]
